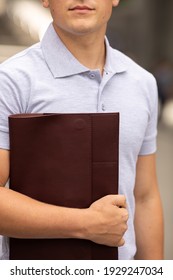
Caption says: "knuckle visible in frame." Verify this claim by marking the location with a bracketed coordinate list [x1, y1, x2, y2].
[121, 209, 129, 220]
[118, 238, 125, 247]
[120, 223, 128, 234]
[122, 195, 126, 205]
[123, 223, 128, 232]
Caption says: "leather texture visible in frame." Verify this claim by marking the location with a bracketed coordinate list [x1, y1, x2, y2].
[9, 113, 119, 260]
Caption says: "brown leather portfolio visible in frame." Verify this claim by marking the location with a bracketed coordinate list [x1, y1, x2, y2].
[9, 113, 119, 260]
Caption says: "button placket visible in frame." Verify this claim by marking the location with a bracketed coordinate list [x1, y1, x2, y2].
[102, 104, 106, 111]
[89, 73, 95, 79]
[97, 71, 111, 112]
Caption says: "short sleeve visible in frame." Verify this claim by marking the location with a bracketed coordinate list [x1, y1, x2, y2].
[0, 68, 23, 150]
[139, 76, 158, 155]
[0, 72, 10, 150]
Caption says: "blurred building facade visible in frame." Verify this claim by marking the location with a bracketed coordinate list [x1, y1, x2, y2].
[0, 0, 173, 68]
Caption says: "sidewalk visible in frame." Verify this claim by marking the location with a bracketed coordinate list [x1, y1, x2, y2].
[157, 122, 173, 259]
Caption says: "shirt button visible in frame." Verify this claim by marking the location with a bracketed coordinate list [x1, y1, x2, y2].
[102, 104, 106, 111]
[89, 73, 95, 79]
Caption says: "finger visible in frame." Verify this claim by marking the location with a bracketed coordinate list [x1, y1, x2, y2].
[117, 238, 125, 247]
[120, 208, 129, 221]
[121, 222, 128, 234]
[108, 194, 127, 208]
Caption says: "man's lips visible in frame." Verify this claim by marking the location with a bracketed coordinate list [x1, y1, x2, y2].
[69, 6, 94, 11]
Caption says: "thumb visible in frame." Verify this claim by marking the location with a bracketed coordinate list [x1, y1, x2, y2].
[106, 194, 127, 208]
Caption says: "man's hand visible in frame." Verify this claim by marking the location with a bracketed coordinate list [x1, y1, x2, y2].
[85, 195, 128, 247]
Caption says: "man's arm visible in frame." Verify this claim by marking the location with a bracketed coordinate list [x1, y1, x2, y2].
[0, 149, 128, 247]
[134, 154, 164, 259]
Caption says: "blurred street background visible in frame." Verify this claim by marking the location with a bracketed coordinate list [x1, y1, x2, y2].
[0, 0, 173, 259]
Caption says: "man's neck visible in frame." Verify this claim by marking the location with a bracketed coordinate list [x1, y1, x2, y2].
[53, 24, 106, 75]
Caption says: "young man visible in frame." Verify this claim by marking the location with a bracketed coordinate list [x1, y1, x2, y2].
[0, 0, 163, 260]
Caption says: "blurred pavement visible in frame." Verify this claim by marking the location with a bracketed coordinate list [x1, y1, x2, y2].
[157, 122, 173, 259]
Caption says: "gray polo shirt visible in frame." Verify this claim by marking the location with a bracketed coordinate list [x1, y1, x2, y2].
[0, 23, 158, 260]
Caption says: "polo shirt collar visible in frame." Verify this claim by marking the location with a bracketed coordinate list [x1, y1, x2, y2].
[104, 37, 127, 74]
[41, 23, 127, 78]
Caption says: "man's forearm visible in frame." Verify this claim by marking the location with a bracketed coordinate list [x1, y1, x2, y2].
[134, 191, 164, 259]
[0, 186, 88, 239]
[0, 187, 128, 247]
